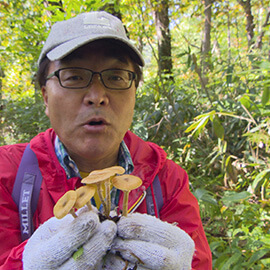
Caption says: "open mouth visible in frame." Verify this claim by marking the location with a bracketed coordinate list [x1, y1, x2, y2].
[89, 120, 104, 126]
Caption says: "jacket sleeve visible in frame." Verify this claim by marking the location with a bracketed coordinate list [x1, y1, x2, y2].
[158, 159, 212, 270]
[0, 145, 26, 269]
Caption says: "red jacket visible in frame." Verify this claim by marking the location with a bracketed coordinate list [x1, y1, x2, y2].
[0, 129, 212, 269]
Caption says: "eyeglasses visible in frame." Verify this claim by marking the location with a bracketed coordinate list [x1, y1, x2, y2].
[46, 67, 137, 90]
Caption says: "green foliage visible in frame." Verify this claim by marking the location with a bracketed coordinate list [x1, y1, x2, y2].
[211, 194, 270, 269]
[2, 94, 50, 144]
[183, 58, 270, 269]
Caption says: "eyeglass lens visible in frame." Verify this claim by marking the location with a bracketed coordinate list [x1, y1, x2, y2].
[59, 68, 134, 89]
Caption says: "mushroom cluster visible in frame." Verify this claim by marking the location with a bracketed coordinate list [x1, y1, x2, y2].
[53, 166, 142, 220]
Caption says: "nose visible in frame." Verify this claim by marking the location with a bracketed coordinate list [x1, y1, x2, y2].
[83, 74, 109, 106]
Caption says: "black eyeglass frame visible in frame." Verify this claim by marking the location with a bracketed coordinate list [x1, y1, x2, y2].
[46, 67, 137, 90]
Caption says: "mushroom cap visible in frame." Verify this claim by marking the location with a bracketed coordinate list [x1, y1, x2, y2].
[74, 185, 96, 209]
[81, 166, 125, 185]
[81, 172, 112, 184]
[90, 166, 125, 177]
[101, 166, 125, 175]
[112, 175, 142, 191]
[53, 190, 77, 219]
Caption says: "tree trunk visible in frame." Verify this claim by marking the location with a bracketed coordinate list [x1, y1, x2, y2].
[226, 4, 231, 65]
[151, 1, 182, 128]
[254, 7, 270, 50]
[201, 0, 212, 76]
[194, 0, 213, 105]
[153, 0, 173, 76]
[237, 0, 255, 49]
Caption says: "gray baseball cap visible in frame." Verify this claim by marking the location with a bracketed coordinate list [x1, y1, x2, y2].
[38, 11, 144, 66]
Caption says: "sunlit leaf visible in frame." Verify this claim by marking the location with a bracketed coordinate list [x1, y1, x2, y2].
[250, 169, 270, 193]
[222, 191, 251, 203]
[193, 188, 218, 205]
[213, 116, 224, 139]
[221, 252, 242, 269]
[246, 249, 270, 266]
[262, 86, 270, 106]
[72, 247, 84, 261]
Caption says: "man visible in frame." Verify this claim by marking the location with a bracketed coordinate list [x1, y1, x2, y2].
[0, 11, 212, 269]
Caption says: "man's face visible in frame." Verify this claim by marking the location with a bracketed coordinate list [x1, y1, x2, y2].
[42, 42, 136, 171]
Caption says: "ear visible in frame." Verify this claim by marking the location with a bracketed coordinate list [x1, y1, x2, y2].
[41, 86, 49, 117]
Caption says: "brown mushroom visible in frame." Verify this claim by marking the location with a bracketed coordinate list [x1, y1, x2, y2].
[112, 175, 142, 216]
[53, 190, 77, 219]
[81, 172, 111, 215]
[74, 185, 96, 211]
[82, 166, 125, 217]
[98, 166, 125, 217]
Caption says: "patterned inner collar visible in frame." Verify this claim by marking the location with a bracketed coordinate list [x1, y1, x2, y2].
[54, 136, 134, 179]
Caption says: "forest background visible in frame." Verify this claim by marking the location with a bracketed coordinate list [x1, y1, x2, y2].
[1, 0, 270, 269]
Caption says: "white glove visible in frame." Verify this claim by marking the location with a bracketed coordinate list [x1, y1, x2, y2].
[102, 253, 149, 270]
[103, 213, 195, 270]
[23, 207, 117, 270]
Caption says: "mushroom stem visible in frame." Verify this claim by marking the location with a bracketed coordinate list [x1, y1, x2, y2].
[81, 166, 125, 216]
[96, 182, 107, 214]
[122, 191, 130, 216]
[86, 201, 93, 211]
[111, 175, 142, 217]
[104, 179, 112, 217]
[70, 208, 78, 218]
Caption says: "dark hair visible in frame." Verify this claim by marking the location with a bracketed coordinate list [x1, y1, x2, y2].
[37, 57, 50, 88]
[36, 40, 143, 88]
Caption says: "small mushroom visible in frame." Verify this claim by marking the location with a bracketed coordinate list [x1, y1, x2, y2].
[53, 190, 77, 219]
[74, 185, 96, 211]
[82, 166, 125, 217]
[112, 175, 142, 216]
[98, 166, 125, 217]
[81, 172, 111, 215]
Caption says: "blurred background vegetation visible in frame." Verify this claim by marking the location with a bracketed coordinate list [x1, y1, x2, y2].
[1, 0, 270, 268]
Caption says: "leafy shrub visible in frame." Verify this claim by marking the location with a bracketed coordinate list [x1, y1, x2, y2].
[1, 94, 50, 145]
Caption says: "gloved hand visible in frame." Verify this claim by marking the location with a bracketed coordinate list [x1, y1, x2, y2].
[23, 207, 117, 270]
[102, 213, 195, 270]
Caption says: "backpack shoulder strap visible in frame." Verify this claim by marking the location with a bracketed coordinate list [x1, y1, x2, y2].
[12, 144, 43, 241]
[146, 175, 163, 218]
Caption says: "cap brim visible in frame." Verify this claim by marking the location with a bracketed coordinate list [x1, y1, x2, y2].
[46, 35, 144, 66]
